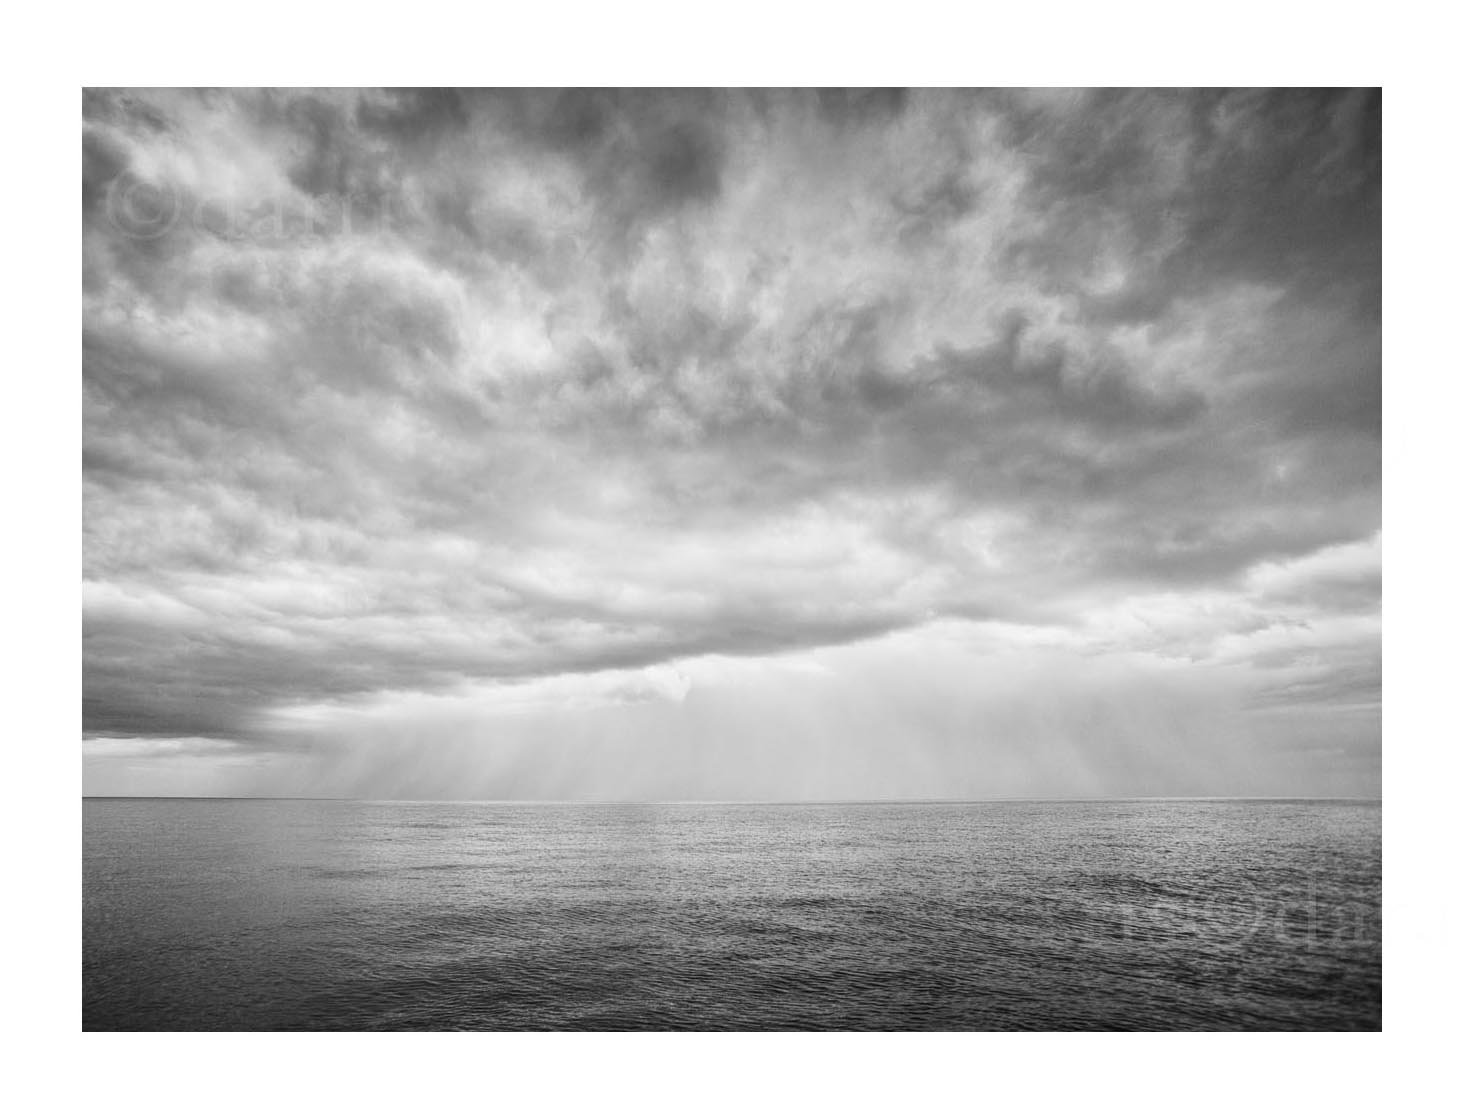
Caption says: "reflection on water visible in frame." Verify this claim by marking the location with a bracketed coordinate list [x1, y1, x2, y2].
[84, 798, 1381, 1030]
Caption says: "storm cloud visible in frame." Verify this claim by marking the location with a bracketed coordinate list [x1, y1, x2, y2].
[82, 89, 1380, 798]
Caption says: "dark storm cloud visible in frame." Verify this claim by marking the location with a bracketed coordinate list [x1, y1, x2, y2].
[814, 87, 909, 127]
[82, 89, 1380, 751]
[998, 88, 1380, 320]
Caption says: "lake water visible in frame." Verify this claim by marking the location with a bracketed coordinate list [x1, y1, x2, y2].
[83, 798, 1381, 1030]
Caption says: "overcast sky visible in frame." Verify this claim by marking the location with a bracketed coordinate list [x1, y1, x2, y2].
[82, 89, 1379, 799]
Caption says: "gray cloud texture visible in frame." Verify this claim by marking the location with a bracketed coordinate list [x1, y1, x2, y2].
[82, 89, 1380, 797]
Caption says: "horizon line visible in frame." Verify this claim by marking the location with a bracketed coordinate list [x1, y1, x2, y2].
[81, 794, 1383, 805]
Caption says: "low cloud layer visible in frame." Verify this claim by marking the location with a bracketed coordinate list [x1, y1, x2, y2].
[82, 89, 1380, 798]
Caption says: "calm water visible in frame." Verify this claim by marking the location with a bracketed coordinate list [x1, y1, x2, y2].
[83, 798, 1380, 1031]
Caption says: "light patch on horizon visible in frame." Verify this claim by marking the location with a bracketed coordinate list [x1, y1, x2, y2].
[83, 89, 1380, 799]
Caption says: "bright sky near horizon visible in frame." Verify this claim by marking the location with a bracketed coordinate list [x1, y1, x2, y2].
[82, 89, 1380, 799]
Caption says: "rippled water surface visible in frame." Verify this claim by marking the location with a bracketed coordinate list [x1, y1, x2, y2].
[84, 798, 1380, 1030]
